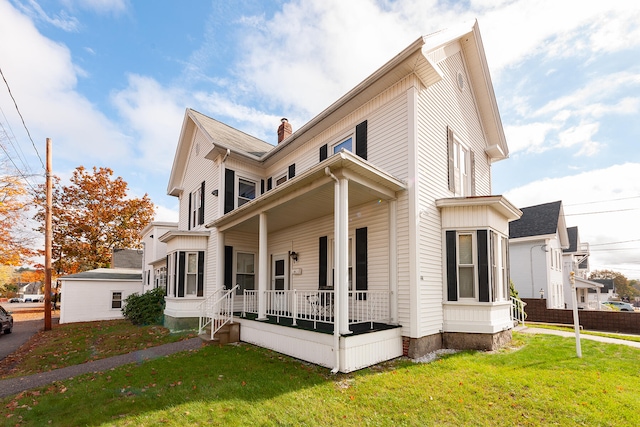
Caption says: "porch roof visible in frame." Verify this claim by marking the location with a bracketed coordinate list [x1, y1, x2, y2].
[158, 230, 210, 243]
[207, 150, 406, 233]
[575, 277, 604, 289]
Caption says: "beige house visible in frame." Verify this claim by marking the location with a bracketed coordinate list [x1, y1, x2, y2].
[159, 20, 521, 372]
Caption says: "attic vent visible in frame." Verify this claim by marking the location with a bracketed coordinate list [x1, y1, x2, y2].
[456, 71, 465, 91]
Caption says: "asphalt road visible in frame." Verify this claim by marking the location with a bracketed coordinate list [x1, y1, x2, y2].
[0, 303, 50, 361]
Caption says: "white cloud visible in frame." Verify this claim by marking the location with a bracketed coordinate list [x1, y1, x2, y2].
[556, 121, 601, 156]
[60, 0, 129, 15]
[505, 163, 640, 279]
[13, 0, 80, 32]
[504, 122, 557, 154]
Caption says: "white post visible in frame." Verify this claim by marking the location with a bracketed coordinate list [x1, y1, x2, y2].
[570, 271, 582, 357]
[258, 212, 268, 320]
[217, 229, 225, 291]
[389, 199, 398, 324]
[338, 176, 350, 335]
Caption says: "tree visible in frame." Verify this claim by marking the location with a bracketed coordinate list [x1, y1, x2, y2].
[589, 270, 639, 300]
[35, 166, 155, 275]
[0, 167, 34, 266]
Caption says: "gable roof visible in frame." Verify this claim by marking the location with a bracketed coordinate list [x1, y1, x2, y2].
[167, 20, 508, 196]
[60, 268, 142, 281]
[112, 248, 143, 269]
[509, 201, 570, 247]
[564, 226, 579, 253]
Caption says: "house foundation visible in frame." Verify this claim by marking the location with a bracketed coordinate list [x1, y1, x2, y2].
[164, 315, 199, 332]
[443, 329, 512, 351]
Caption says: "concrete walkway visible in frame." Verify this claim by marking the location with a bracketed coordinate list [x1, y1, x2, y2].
[517, 326, 640, 349]
[0, 337, 203, 399]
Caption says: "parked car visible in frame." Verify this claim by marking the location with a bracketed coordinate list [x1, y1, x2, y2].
[9, 297, 24, 303]
[0, 306, 13, 334]
[603, 301, 636, 312]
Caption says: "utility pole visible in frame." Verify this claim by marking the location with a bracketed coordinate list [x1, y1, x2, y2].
[44, 138, 52, 330]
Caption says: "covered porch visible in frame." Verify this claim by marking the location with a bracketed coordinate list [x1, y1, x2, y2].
[206, 151, 407, 372]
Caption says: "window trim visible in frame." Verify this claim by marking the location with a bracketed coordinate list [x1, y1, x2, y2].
[190, 185, 201, 228]
[111, 291, 123, 310]
[457, 232, 476, 300]
[453, 137, 471, 197]
[237, 176, 257, 207]
[332, 135, 353, 155]
[235, 250, 256, 295]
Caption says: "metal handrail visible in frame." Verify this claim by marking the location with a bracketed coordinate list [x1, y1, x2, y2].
[198, 285, 239, 340]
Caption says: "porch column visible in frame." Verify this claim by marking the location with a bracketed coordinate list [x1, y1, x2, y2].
[389, 199, 398, 324]
[337, 175, 350, 335]
[257, 212, 268, 320]
[217, 229, 224, 291]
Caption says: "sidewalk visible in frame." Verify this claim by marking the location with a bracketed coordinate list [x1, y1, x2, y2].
[517, 326, 640, 349]
[0, 337, 203, 399]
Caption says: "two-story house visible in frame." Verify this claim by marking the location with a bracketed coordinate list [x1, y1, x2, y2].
[159, 20, 521, 373]
[562, 226, 604, 309]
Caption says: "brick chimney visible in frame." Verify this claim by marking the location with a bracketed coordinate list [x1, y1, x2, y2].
[277, 118, 292, 143]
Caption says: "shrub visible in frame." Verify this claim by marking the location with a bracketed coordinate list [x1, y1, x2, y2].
[122, 287, 166, 325]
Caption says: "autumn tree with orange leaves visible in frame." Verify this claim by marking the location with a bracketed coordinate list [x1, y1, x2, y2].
[35, 166, 155, 275]
[0, 164, 34, 266]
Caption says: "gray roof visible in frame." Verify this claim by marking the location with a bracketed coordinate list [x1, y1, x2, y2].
[509, 201, 563, 239]
[190, 109, 274, 158]
[564, 226, 579, 252]
[112, 248, 143, 269]
[60, 268, 141, 281]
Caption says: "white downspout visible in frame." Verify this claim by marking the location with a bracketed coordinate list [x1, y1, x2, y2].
[325, 167, 340, 374]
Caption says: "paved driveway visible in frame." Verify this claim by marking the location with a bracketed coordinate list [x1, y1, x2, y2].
[0, 304, 51, 361]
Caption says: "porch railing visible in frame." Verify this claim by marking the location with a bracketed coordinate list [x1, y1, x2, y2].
[198, 285, 239, 340]
[242, 289, 391, 330]
[510, 296, 526, 327]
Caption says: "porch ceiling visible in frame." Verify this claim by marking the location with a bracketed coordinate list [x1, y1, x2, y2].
[209, 151, 406, 234]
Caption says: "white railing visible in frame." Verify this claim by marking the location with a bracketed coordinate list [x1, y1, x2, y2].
[198, 285, 239, 340]
[241, 289, 391, 330]
[510, 296, 527, 327]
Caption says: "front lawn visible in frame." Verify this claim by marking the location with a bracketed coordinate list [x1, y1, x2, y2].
[1, 332, 639, 426]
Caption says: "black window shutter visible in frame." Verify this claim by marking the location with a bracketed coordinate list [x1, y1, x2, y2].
[355, 227, 368, 299]
[199, 181, 205, 225]
[470, 151, 476, 196]
[197, 251, 204, 297]
[319, 236, 327, 288]
[319, 144, 328, 162]
[288, 163, 296, 179]
[477, 230, 490, 302]
[173, 252, 178, 297]
[446, 230, 458, 301]
[267, 177, 272, 191]
[165, 255, 169, 296]
[224, 168, 235, 214]
[187, 193, 192, 230]
[355, 120, 368, 160]
[261, 179, 265, 195]
[447, 126, 455, 192]
[224, 246, 233, 290]
[177, 252, 185, 297]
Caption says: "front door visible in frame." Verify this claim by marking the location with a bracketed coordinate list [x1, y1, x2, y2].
[271, 254, 288, 290]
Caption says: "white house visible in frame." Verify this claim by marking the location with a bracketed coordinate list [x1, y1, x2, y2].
[142, 222, 178, 294]
[159, 20, 521, 372]
[562, 226, 604, 310]
[509, 201, 569, 309]
[59, 249, 143, 324]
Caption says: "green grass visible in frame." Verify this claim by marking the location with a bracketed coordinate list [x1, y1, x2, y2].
[528, 323, 640, 343]
[0, 320, 194, 379]
[1, 332, 639, 426]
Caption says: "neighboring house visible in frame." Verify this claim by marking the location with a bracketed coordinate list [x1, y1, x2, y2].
[160, 21, 521, 372]
[59, 249, 143, 324]
[591, 278, 616, 302]
[141, 222, 178, 294]
[562, 226, 603, 310]
[509, 201, 569, 309]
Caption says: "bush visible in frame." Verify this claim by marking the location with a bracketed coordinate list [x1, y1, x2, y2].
[122, 287, 166, 325]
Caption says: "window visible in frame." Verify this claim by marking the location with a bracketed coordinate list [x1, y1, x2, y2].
[169, 251, 204, 298]
[236, 252, 255, 295]
[458, 233, 475, 298]
[155, 266, 167, 292]
[111, 292, 122, 309]
[238, 178, 256, 207]
[275, 174, 287, 186]
[329, 237, 353, 290]
[189, 181, 205, 228]
[333, 137, 353, 154]
[453, 140, 470, 196]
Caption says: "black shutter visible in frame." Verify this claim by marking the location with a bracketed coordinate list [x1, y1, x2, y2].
[261, 179, 265, 195]
[319, 236, 327, 289]
[199, 181, 205, 225]
[224, 246, 233, 290]
[187, 193, 192, 230]
[355, 120, 368, 160]
[355, 227, 368, 299]
[173, 252, 178, 297]
[197, 251, 204, 297]
[224, 168, 235, 214]
[177, 252, 185, 297]
[165, 255, 169, 296]
[477, 230, 490, 302]
[447, 126, 455, 192]
[288, 163, 296, 179]
[320, 144, 328, 162]
[446, 231, 458, 301]
[470, 151, 476, 196]
[267, 177, 272, 191]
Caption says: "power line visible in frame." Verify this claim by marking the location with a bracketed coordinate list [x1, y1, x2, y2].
[590, 239, 640, 247]
[0, 65, 45, 170]
[564, 208, 638, 216]
[564, 195, 640, 207]
[0, 140, 40, 194]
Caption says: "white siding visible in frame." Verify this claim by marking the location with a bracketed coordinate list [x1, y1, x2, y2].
[59, 280, 141, 324]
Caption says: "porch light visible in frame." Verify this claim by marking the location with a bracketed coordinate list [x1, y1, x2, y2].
[289, 251, 298, 262]
[539, 288, 544, 299]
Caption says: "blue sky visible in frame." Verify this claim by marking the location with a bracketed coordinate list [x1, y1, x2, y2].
[1, 0, 639, 279]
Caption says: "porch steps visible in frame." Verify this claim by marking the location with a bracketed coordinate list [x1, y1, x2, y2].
[199, 321, 240, 345]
